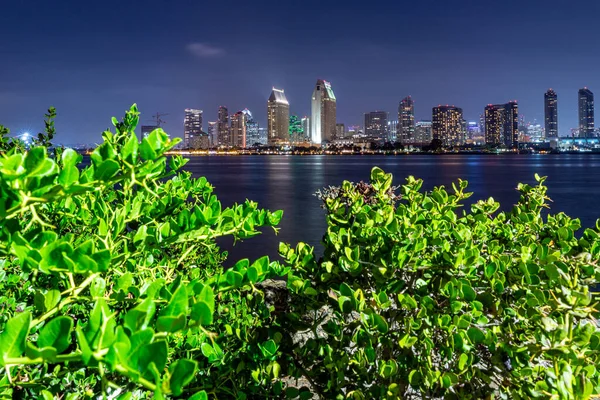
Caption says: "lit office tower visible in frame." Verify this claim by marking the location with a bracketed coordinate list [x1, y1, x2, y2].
[484, 102, 519, 147]
[387, 120, 398, 141]
[336, 123, 346, 139]
[414, 120, 432, 144]
[289, 115, 303, 143]
[217, 106, 230, 147]
[544, 89, 558, 139]
[432, 106, 464, 146]
[230, 111, 246, 148]
[207, 122, 218, 147]
[398, 96, 415, 144]
[311, 79, 337, 144]
[364, 111, 389, 138]
[301, 117, 311, 141]
[578, 88, 594, 138]
[183, 108, 203, 148]
[242, 109, 260, 147]
[267, 88, 290, 145]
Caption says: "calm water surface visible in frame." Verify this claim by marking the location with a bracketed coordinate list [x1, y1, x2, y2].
[182, 154, 600, 264]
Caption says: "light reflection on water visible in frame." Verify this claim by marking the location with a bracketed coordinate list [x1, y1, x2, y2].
[184, 154, 600, 264]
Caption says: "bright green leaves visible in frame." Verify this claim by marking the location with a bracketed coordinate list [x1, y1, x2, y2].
[191, 283, 215, 326]
[282, 168, 600, 399]
[157, 285, 188, 333]
[37, 316, 73, 353]
[140, 128, 171, 161]
[168, 359, 198, 396]
[0, 311, 31, 366]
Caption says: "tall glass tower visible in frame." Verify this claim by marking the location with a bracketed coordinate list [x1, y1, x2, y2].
[544, 89, 558, 139]
[578, 88, 594, 138]
[311, 79, 337, 144]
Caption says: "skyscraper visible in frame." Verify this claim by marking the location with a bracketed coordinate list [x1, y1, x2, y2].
[364, 111, 388, 138]
[301, 117, 310, 142]
[484, 102, 519, 147]
[267, 88, 289, 145]
[217, 106, 230, 147]
[242, 109, 260, 147]
[578, 88, 594, 138]
[544, 89, 558, 139]
[414, 120, 432, 144]
[398, 96, 415, 144]
[336, 123, 346, 139]
[311, 79, 337, 144]
[183, 108, 203, 148]
[230, 111, 246, 148]
[207, 121, 218, 148]
[432, 106, 464, 146]
[289, 115, 303, 143]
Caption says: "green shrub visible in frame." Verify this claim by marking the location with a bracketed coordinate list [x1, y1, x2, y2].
[281, 167, 600, 399]
[0, 105, 287, 399]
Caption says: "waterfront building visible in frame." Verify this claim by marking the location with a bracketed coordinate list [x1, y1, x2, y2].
[230, 111, 246, 148]
[414, 120, 432, 144]
[217, 106, 230, 147]
[578, 88, 594, 138]
[484, 101, 519, 147]
[432, 106, 464, 146]
[387, 120, 398, 142]
[243, 109, 260, 147]
[207, 121, 218, 147]
[544, 89, 558, 139]
[183, 108, 203, 148]
[267, 88, 289, 145]
[364, 111, 388, 139]
[258, 127, 268, 146]
[301, 116, 311, 141]
[311, 79, 337, 144]
[289, 115, 304, 143]
[336, 123, 346, 139]
[398, 96, 415, 144]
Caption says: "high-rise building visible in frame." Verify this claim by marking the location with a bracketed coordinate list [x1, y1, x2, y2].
[217, 106, 230, 147]
[364, 111, 388, 138]
[207, 121, 218, 148]
[311, 79, 337, 144]
[432, 106, 464, 146]
[578, 88, 594, 138]
[414, 120, 432, 144]
[336, 123, 346, 139]
[387, 120, 398, 142]
[183, 108, 203, 148]
[242, 109, 260, 147]
[258, 127, 268, 146]
[289, 115, 304, 143]
[484, 102, 519, 147]
[544, 89, 558, 139]
[267, 88, 290, 145]
[398, 96, 415, 144]
[230, 111, 246, 148]
[301, 117, 311, 142]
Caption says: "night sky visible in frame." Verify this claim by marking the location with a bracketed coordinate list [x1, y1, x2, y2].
[1, 0, 599, 144]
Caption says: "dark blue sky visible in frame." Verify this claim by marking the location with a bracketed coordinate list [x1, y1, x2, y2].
[1, 0, 598, 143]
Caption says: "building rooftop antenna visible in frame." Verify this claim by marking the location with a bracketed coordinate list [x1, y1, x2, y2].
[150, 112, 169, 127]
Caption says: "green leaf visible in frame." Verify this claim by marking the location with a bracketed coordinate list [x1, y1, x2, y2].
[137, 340, 168, 380]
[191, 302, 213, 326]
[458, 353, 469, 370]
[37, 316, 73, 354]
[169, 359, 198, 396]
[188, 391, 208, 400]
[160, 285, 188, 317]
[124, 297, 156, 333]
[0, 311, 31, 366]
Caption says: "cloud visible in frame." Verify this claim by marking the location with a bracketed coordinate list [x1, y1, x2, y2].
[186, 43, 225, 58]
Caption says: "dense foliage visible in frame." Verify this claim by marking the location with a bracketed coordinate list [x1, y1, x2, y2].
[0, 105, 287, 399]
[1, 106, 599, 399]
[282, 168, 600, 399]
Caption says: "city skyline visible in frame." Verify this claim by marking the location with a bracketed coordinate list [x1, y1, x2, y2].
[3, 0, 600, 143]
